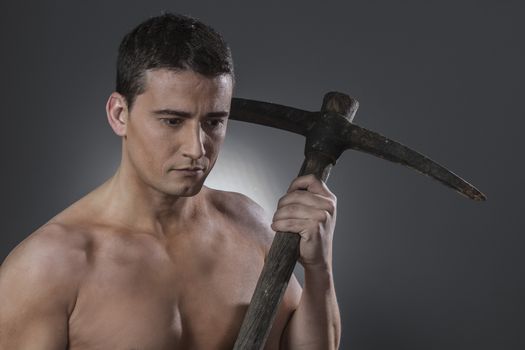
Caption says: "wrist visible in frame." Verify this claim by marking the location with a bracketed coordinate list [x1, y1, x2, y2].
[302, 261, 333, 274]
[303, 262, 334, 289]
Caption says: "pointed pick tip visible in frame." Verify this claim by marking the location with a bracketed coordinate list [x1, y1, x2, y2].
[473, 194, 487, 202]
[477, 193, 487, 201]
[462, 188, 487, 201]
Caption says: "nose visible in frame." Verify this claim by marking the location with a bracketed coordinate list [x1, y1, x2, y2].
[181, 121, 206, 160]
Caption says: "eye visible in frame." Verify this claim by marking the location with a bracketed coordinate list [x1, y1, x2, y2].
[205, 119, 225, 129]
[162, 118, 183, 126]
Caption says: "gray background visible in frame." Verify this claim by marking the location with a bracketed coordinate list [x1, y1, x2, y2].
[1, 0, 523, 349]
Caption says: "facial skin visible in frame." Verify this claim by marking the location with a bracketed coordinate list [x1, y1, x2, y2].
[107, 69, 233, 199]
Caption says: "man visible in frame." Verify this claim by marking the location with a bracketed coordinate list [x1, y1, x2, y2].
[0, 13, 340, 349]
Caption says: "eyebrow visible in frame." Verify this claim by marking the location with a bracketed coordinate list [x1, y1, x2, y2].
[151, 109, 229, 118]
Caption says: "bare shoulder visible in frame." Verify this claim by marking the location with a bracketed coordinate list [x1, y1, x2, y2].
[205, 186, 275, 248]
[2, 221, 91, 276]
[0, 222, 91, 313]
[0, 222, 92, 347]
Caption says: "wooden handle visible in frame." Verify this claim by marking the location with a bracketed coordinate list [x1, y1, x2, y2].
[233, 92, 357, 349]
[233, 152, 333, 350]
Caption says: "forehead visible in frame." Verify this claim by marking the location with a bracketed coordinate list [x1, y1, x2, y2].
[141, 69, 233, 105]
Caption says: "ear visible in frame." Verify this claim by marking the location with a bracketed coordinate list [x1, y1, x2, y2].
[106, 92, 129, 137]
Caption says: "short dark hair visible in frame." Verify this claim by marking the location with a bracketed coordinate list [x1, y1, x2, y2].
[116, 13, 234, 110]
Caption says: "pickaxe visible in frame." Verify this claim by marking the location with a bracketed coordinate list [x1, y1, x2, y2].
[229, 92, 486, 349]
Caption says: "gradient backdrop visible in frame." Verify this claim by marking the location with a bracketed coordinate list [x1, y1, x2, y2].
[1, 1, 523, 349]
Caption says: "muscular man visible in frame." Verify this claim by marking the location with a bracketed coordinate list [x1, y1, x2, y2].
[0, 13, 340, 350]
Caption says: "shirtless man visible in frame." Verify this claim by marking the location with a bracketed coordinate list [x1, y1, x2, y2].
[0, 13, 340, 350]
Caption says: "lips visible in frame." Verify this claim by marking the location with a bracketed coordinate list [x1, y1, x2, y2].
[170, 163, 206, 170]
[170, 167, 205, 176]
[175, 167, 204, 171]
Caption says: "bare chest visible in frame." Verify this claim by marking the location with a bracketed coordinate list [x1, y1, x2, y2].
[67, 231, 264, 350]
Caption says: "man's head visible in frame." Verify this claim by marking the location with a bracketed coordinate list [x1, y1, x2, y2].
[116, 12, 234, 111]
[107, 13, 234, 198]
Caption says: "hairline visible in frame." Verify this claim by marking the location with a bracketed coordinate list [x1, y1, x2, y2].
[126, 67, 235, 112]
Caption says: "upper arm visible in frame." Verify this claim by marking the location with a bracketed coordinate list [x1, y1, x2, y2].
[0, 224, 87, 349]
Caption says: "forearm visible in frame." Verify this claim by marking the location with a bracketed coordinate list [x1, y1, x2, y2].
[282, 265, 341, 350]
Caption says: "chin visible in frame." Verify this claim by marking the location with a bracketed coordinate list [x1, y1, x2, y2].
[165, 181, 205, 197]
[179, 187, 203, 197]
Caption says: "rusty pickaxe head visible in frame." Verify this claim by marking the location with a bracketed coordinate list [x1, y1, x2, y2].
[229, 91, 486, 201]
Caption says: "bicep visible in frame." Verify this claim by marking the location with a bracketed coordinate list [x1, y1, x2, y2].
[0, 303, 69, 350]
[0, 234, 81, 350]
[263, 273, 302, 350]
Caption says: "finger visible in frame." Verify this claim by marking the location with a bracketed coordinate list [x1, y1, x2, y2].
[276, 191, 336, 215]
[271, 218, 316, 236]
[273, 204, 332, 223]
[287, 174, 335, 199]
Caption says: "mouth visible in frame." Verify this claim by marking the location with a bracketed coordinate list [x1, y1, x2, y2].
[171, 167, 205, 176]
[182, 167, 204, 171]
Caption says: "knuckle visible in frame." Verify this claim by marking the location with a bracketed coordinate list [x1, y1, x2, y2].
[323, 210, 331, 223]
[272, 220, 285, 231]
[298, 174, 316, 186]
[282, 219, 298, 233]
[326, 198, 336, 214]
[288, 192, 299, 201]
[317, 210, 330, 224]
[289, 204, 301, 214]
[320, 180, 334, 194]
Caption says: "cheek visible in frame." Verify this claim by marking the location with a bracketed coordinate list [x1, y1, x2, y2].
[129, 121, 170, 170]
[205, 133, 225, 156]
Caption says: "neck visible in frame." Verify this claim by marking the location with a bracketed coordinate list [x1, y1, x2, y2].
[93, 163, 207, 237]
